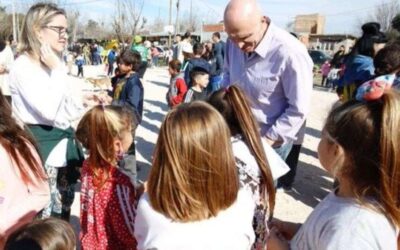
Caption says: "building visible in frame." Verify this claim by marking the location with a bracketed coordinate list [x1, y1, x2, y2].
[201, 23, 227, 42]
[308, 34, 356, 54]
[294, 14, 325, 35]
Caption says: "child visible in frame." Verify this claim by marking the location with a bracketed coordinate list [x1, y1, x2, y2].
[208, 85, 289, 250]
[112, 49, 143, 186]
[135, 102, 256, 250]
[184, 43, 211, 88]
[0, 89, 50, 248]
[76, 105, 137, 250]
[320, 60, 331, 87]
[183, 67, 209, 103]
[268, 89, 400, 249]
[4, 218, 76, 250]
[166, 59, 187, 108]
[75, 52, 85, 78]
[373, 41, 400, 88]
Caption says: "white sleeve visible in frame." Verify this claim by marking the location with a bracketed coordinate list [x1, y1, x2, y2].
[262, 140, 290, 180]
[9, 59, 80, 124]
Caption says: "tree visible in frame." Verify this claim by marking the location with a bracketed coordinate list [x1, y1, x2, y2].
[152, 16, 166, 33]
[112, 0, 146, 44]
[370, 0, 400, 32]
[67, 10, 80, 42]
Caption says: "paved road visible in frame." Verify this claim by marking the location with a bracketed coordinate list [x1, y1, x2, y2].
[69, 65, 339, 242]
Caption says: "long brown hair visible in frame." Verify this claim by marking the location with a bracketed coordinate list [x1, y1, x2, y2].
[0, 89, 46, 185]
[325, 90, 400, 229]
[148, 102, 239, 222]
[76, 105, 134, 188]
[208, 85, 275, 217]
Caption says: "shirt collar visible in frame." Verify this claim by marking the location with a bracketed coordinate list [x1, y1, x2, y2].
[254, 18, 274, 59]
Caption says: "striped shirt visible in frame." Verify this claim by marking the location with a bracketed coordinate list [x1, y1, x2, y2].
[183, 87, 208, 103]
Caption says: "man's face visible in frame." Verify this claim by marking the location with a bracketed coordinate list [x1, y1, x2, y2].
[225, 17, 266, 53]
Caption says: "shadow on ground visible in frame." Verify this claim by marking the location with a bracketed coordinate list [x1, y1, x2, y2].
[305, 126, 321, 139]
[145, 99, 169, 113]
[70, 215, 81, 249]
[135, 136, 155, 165]
[147, 80, 169, 89]
[286, 160, 333, 208]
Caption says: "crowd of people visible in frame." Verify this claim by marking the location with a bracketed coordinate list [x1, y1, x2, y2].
[0, 0, 399, 249]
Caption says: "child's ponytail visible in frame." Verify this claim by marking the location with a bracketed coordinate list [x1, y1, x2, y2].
[209, 85, 275, 216]
[379, 91, 400, 228]
[76, 105, 134, 188]
[325, 89, 400, 230]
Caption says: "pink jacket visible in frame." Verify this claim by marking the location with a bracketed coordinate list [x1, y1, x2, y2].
[321, 63, 331, 76]
[0, 143, 50, 245]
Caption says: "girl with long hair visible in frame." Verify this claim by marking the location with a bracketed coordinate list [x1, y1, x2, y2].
[0, 89, 49, 247]
[135, 102, 256, 250]
[268, 89, 400, 249]
[208, 85, 289, 250]
[76, 106, 137, 250]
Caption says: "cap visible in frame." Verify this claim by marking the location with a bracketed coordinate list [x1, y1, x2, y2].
[133, 35, 142, 44]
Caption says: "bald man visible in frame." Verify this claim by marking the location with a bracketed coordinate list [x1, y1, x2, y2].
[222, 0, 313, 164]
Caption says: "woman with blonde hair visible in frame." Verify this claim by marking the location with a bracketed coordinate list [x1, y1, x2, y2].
[135, 102, 256, 250]
[8, 2, 97, 220]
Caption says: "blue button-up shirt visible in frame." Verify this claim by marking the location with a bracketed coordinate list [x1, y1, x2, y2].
[222, 22, 313, 143]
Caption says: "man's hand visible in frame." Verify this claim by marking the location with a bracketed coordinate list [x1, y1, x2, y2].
[265, 137, 284, 147]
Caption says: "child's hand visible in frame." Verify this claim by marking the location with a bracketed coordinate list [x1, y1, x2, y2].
[268, 218, 302, 240]
[267, 227, 290, 250]
[40, 43, 61, 70]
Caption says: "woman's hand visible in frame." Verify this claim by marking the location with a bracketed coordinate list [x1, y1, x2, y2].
[40, 43, 61, 70]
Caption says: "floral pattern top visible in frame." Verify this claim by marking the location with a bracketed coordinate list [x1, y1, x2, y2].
[232, 135, 270, 250]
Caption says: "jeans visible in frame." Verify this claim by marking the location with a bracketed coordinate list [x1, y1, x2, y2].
[278, 144, 302, 188]
[118, 130, 137, 187]
[273, 142, 293, 188]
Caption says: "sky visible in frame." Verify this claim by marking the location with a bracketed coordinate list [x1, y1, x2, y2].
[0, 0, 392, 34]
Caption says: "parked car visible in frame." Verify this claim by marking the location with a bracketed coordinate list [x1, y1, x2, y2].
[308, 50, 332, 66]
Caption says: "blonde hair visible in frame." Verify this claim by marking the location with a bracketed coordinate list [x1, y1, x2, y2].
[76, 105, 135, 188]
[148, 102, 239, 222]
[18, 2, 66, 58]
[5, 218, 76, 250]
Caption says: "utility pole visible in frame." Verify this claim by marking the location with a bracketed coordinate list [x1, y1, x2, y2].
[12, 0, 16, 42]
[189, 0, 192, 31]
[175, 0, 180, 36]
[168, 0, 172, 46]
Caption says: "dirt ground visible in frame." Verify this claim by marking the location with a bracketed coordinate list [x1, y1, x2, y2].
[69, 66, 340, 241]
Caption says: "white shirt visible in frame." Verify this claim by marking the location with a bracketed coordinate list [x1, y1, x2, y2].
[9, 54, 84, 166]
[0, 45, 14, 96]
[232, 136, 289, 181]
[135, 189, 256, 250]
[9, 54, 83, 130]
[291, 192, 398, 250]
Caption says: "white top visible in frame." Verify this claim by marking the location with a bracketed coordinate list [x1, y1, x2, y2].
[135, 189, 256, 250]
[232, 136, 289, 181]
[291, 192, 398, 250]
[0, 45, 14, 96]
[9, 54, 83, 130]
[9, 54, 84, 167]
